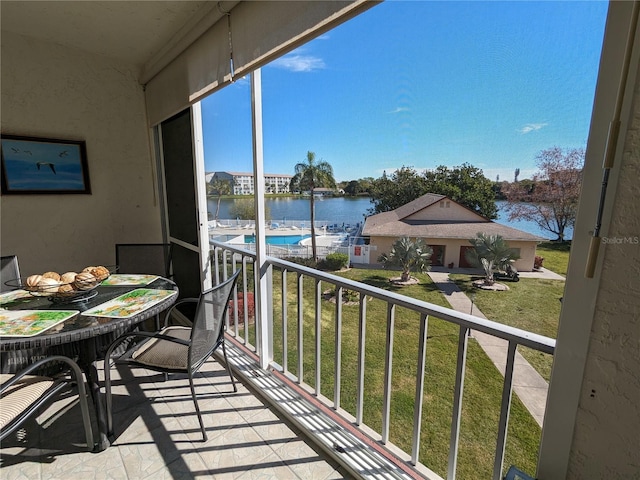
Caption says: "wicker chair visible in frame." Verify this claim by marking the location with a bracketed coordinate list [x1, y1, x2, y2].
[1, 255, 21, 292]
[104, 270, 241, 441]
[0, 356, 94, 451]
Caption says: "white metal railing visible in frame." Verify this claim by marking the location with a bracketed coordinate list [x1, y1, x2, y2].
[209, 240, 555, 480]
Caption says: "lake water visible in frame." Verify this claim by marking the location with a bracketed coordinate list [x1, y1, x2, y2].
[207, 197, 571, 240]
[209, 196, 373, 228]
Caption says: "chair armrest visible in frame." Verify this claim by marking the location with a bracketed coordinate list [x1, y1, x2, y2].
[1, 355, 85, 395]
[147, 333, 190, 347]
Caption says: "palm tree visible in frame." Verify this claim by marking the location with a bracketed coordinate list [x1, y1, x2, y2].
[291, 151, 336, 262]
[465, 233, 520, 285]
[207, 177, 233, 221]
[378, 237, 432, 282]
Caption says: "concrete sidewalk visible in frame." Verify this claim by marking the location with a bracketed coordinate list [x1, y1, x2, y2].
[428, 272, 549, 427]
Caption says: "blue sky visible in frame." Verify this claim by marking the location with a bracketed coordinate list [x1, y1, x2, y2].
[202, 1, 608, 183]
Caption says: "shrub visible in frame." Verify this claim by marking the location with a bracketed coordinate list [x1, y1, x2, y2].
[228, 292, 255, 323]
[282, 256, 319, 268]
[322, 253, 349, 271]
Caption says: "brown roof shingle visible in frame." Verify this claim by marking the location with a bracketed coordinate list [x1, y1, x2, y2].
[363, 194, 545, 241]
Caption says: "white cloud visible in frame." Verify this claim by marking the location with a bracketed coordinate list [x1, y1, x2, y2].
[271, 54, 325, 72]
[388, 107, 410, 114]
[518, 123, 548, 134]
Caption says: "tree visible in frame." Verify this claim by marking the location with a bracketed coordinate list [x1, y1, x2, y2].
[492, 180, 507, 200]
[422, 164, 498, 219]
[368, 167, 428, 214]
[503, 147, 583, 241]
[344, 180, 361, 196]
[343, 177, 375, 196]
[368, 164, 497, 218]
[465, 233, 520, 285]
[514, 168, 520, 183]
[207, 177, 233, 221]
[291, 151, 336, 262]
[378, 237, 432, 282]
[229, 198, 270, 221]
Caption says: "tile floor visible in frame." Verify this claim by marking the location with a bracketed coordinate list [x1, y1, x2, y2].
[0, 359, 352, 479]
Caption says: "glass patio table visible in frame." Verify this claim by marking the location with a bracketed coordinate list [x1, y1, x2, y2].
[0, 276, 179, 451]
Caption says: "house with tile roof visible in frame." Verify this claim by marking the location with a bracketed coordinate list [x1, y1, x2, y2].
[362, 193, 545, 271]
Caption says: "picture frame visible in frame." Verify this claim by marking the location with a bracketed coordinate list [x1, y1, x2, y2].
[1, 134, 91, 194]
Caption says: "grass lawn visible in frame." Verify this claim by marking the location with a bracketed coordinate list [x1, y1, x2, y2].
[448, 275, 562, 381]
[449, 242, 571, 382]
[535, 241, 572, 276]
[448, 241, 570, 381]
[262, 268, 542, 480]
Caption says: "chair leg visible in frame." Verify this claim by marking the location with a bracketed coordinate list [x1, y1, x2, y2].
[104, 352, 115, 436]
[76, 376, 95, 451]
[221, 341, 237, 393]
[188, 374, 207, 442]
[66, 359, 95, 451]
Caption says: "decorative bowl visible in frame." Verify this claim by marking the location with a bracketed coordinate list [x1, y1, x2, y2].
[4, 265, 114, 304]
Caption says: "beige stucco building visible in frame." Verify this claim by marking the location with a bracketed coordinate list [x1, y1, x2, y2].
[363, 193, 544, 271]
[211, 171, 293, 195]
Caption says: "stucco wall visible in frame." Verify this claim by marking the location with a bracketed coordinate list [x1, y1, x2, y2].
[407, 200, 486, 222]
[0, 32, 162, 276]
[369, 236, 537, 271]
[567, 63, 640, 478]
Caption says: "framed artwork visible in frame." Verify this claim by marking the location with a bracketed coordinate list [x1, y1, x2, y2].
[1, 134, 91, 194]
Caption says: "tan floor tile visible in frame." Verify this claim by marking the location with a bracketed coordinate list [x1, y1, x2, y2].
[195, 425, 275, 478]
[245, 408, 299, 450]
[156, 385, 248, 443]
[41, 447, 127, 480]
[113, 415, 197, 479]
[235, 451, 301, 480]
[0, 457, 45, 480]
[274, 438, 343, 480]
[140, 452, 210, 480]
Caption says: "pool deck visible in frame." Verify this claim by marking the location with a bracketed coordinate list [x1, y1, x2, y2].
[208, 221, 356, 249]
[208, 224, 352, 239]
[209, 220, 314, 235]
[209, 226, 312, 238]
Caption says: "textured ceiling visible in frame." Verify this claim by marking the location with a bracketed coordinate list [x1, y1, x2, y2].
[0, 1, 210, 68]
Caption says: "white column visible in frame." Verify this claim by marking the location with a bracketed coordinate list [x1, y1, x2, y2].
[191, 102, 213, 291]
[251, 69, 273, 368]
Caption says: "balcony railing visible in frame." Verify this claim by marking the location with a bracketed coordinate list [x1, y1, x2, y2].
[209, 240, 555, 480]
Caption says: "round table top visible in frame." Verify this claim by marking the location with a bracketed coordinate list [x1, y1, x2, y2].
[0, 277, 178, 351]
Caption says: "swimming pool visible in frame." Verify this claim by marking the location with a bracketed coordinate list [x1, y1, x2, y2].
[244, 234, 311, 245]
[211, 234, 242, 242]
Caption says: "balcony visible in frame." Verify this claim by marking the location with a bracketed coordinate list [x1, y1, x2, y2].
[0, 357, 349, 479]
[1, 241, 553, 480]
